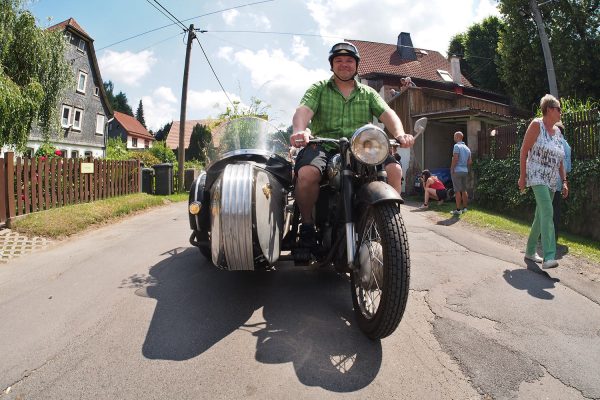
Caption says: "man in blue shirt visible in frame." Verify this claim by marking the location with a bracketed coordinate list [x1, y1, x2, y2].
[450, 131, 472, 215]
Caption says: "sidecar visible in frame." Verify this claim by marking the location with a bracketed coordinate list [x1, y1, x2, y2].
[188, 117, 293, 271]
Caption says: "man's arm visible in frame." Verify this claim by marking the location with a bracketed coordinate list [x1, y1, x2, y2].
[379, 109, 414, 148]
[451, 153, 458, 174]
[290, 105, 314, 148]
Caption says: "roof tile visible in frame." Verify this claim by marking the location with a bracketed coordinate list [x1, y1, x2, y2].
[114, 111, 154, 140]
[349, 39, 472, 87]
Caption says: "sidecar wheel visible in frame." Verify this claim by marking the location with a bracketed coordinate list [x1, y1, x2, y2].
[192, 230, 212, 262]
[351, 203, 409, 339]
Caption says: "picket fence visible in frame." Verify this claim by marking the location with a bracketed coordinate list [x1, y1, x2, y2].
[0, 152, 141, 225]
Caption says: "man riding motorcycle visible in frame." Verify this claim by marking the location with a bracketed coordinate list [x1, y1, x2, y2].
[289, 41, 415, 253]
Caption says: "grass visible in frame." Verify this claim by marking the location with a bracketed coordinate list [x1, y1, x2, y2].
[409, 195, 600, 265]
[11, 192, 188, 239]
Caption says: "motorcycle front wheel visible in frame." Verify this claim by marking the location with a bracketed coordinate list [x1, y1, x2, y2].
[351, 203, 410, 339]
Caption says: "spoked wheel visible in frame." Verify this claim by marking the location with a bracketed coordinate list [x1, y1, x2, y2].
[351, 203, 410, 339]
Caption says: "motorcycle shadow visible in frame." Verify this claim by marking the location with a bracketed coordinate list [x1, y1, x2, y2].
[140, 247, 382, 392]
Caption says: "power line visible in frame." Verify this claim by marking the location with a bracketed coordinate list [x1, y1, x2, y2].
[95, 1, 275, 53]
[194, 35, 235, 108]
[202, 29, 342, 40]
[149, 0, 188, 31]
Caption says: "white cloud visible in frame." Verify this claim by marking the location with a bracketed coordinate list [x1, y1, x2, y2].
[187, 90, 243, 118]
[249, 13, 271, 29]
[140, 86, 177, 131]
[305, 0, 501, 54]
[226, 47, 330, 126]
[222, 9, 239, 25]
[291, 36, 310, 61]
[217, 46, 234, 62]
[98, 50, 156, 87]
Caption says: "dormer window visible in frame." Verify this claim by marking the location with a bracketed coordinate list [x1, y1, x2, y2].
[437, 69, 453, 82]
[77, 38, 85, 52]
[77, 71, 88, 93]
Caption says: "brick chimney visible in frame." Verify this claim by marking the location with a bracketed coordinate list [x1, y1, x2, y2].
[397, 32, 417, 61]
[450, 55, 462, 84]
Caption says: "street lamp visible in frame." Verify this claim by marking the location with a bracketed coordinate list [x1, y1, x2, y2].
[524, 0, 559, 97]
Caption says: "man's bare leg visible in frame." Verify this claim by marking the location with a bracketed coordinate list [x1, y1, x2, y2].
[294, 165, 321, 224]
[385, 163, 403, 194]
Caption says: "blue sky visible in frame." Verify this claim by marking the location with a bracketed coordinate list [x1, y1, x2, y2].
[28, 0, 500, 131]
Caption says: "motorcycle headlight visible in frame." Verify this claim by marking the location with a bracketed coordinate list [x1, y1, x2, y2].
[350, 124, 389, 165]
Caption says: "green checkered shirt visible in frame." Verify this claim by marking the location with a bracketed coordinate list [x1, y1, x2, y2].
[299, 77, 390, 139]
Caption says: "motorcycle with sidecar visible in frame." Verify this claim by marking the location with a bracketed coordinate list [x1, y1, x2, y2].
[188, 116, 426, 339]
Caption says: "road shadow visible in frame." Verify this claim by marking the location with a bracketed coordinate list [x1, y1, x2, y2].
[502, 262, 560, 300]
[436, 217, 460, 226]
[126, 247, 382, 392]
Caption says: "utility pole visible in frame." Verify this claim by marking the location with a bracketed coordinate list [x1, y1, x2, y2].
[529, 0, 558, 97]
[178, 24, 195, 192]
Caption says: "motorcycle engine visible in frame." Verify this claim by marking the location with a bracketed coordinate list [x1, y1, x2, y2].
[326, 153, 342, 190]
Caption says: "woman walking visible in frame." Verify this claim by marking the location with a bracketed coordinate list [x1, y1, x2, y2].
[518, 94, 568, 269]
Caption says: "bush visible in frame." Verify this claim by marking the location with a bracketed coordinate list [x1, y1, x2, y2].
[127, 150, 161, 167]
[149, 140, 176, 164]
[106, 138, 128, 160]
[473, 157, 600, 236]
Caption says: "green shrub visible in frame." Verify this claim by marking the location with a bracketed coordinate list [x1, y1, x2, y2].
[127, 150, 161, 167]
[106, 138, 128, 160]
[149, 140, 176, 164]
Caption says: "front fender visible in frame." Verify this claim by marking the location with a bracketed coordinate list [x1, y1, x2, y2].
[355, 181, 403, 208]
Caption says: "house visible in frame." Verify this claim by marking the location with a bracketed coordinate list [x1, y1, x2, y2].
[108, 111, 155, 149]
[27, 18, 112, 158]
[165, 119, 217, 150]
[350, 33, 526, 186]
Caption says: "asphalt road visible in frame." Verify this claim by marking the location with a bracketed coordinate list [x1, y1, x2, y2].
[0, 202, 599, 400]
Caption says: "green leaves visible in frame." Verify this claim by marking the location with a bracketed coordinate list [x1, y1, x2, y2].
[0, 4, 72, 148]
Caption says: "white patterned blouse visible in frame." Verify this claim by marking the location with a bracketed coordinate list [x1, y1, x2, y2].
[526, 118, 565, 192]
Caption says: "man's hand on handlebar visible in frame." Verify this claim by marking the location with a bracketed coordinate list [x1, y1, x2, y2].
[290, 128, 312, 148]
[395, 133, 415, 148]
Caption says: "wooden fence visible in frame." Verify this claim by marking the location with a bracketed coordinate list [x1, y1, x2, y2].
[0, 152, 141, 225]
[478, 109, 600, 160]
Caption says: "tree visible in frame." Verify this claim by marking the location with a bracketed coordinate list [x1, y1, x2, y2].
[135, 99, 146, 128]
[497, 0, 599, 109]
[448, 17, 505, 94]
[103, 80, 133, 115]
[0, 1, 72, 150]
[186, 123, 213, 164]
[153, 121, 172, 141]
[114, 92, 133, 116]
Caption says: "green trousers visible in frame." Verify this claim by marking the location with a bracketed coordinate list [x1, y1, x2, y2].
[526, 185, 556, 261]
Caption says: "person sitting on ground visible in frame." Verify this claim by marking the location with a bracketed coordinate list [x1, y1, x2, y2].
[419, 169, 447, 209]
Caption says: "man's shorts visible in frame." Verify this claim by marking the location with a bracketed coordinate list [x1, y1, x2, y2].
[451, 171, 468, 192]
[294, 144, 400, 175]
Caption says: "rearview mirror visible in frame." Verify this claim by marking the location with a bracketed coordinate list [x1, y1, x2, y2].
[413, 117, 428, 139]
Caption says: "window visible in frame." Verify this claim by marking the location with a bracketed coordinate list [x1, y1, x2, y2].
[94, 87, 99, 96]
[132, 137, 138, 148]
[61, 105, 73, 127]
[77, 71, 87, 93]
[84, 151, 93, 159]
[71, 150, 79, 158]
[96, 114, 105, 135]
[77, 38, 85, 52]
[73, 108, 83, 131]
[144, 139, 149, 149]
[64, 32, 72, 43]
[59, 149, 67, 158]
[437, 69, 453, 82]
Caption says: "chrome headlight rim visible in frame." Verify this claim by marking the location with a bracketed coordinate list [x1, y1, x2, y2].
[350, 124, 389, 166]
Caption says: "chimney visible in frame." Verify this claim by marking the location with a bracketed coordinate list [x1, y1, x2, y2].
[450, 55, 462, 84]
[397, 32, 417, 61]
